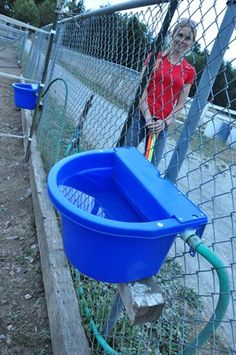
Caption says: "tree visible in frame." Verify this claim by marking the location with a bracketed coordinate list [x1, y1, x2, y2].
[65, 0, 85, 14]
[38, 0, 56, 27]
[212, 61, 236, 109]
[71, 12, 151, 71]
[187, 45, 236, 109]
[186, 44, 208, 98]
[117, 14, 151, 70]
[38, 0, 85, 27]
[34, 0, 45, 4]
[13, 0, 40, 27]
[0, 0, 13, 15]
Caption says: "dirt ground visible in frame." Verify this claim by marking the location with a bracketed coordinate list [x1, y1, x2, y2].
[0, 48, 52, 353]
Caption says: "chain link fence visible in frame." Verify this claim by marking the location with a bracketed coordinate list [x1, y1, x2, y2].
[0, 21, 28, 66]
[22, 0, 236, 353]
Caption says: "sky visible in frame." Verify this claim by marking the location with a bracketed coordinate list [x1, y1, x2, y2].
[82, 0, 235, 63]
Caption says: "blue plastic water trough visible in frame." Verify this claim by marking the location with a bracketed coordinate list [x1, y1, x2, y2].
[12, 83, 39, 109]
[47, 148, 207, 283]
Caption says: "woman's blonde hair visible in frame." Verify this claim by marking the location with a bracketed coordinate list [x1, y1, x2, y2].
[161, 18, 197, 56]
[172, 18, 197, 41]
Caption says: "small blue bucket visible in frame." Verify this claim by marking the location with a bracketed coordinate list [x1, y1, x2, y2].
[47, 148, 207, 283]
[12, 83, 39, 109]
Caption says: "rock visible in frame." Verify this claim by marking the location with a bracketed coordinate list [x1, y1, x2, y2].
[24, 256, 34, 263]
[6, 235, 18, 240]
[4, 221, 11, 228]
[24, 293, 32, 300]
[5, 334, 11, 345]
[20, 188, 31, 201]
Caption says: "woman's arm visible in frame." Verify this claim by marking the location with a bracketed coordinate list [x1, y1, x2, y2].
[164, 83, 192, 127]
[146, 83, 192, 134]
[139, 57, 161, 124]
[139, 87, 152, 122]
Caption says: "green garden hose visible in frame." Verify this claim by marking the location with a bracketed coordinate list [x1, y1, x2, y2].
[74, 270, 119, 355]
[180, 230, 230, 355]
[41, 77, 68, 101]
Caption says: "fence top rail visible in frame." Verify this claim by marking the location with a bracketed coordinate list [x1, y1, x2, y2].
[0, 22, 25, 34]
[0, 14, 49, 34]
[211, 103, 236, 117]
[59, 0, 170, 25]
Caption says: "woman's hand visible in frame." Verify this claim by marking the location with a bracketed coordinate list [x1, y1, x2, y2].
[146, 117, 165, 134]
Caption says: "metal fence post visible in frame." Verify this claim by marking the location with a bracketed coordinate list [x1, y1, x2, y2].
[165, 1, 236, 183]
[25, 0, 64, 161]
[103, 293, 123, 337]
[19, 31, 28, 66]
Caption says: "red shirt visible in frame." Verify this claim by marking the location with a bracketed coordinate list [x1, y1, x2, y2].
[144, 52, 195, 119]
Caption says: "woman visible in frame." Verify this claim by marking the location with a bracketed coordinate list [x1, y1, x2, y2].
[126, 18, 197, 166]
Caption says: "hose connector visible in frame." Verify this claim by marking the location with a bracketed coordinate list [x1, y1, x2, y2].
[180, 229, 204, 255]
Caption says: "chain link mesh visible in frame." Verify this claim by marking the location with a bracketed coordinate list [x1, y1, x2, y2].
[22, 1, 236, 353]
[0, 22, 27, 65]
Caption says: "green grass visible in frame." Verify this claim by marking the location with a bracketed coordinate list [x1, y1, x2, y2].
[71, 256, 231, 354]
[71, 260, 200, 355]
[36, 93, 98, 171]
[58, 58, 130, 111]
[36, 96, 79, 171]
